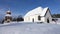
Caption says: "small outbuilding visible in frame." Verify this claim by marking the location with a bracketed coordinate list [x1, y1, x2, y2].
[24, 7, 52, 23]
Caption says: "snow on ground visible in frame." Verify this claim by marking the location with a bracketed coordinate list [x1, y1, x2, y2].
[0, 23, 60, 34]
[52, 18, 60, 24]
[56, 18, 60, 23]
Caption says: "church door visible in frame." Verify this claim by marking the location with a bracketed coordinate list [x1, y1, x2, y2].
[47, 19, 49, 23]
[32, 18, 34, 22]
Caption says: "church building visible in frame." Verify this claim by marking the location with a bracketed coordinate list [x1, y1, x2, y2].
[24, 7, 52, 23]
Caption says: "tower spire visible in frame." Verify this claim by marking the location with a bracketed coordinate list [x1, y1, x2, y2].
[9, 8, 10, 11]
[7, 8, 11, 12]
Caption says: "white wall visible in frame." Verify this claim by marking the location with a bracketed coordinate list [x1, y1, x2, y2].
[41, 17, 45, 22]
[24, 15, 39, 22]
[24, 14, 45, 23]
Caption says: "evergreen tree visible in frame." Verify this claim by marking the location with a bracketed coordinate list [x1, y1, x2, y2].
[52, 14, 60, 18]
[17, 15, 24, 22]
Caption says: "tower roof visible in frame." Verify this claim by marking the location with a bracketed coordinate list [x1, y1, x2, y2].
[6, 10, 11, 14]
[7, 10, 11, 12]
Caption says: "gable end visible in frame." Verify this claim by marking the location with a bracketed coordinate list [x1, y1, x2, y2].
[44, 8, 52, 17]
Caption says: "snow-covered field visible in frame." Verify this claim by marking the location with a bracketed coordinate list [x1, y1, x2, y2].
[0, 23, 60, 34]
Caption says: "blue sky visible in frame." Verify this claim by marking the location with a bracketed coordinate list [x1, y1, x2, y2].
[0, 0, 60, 17]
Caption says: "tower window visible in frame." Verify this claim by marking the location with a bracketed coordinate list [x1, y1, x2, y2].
[38, 16, 41, 20]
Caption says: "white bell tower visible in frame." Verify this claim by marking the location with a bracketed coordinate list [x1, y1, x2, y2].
[4, 9, 12, 23]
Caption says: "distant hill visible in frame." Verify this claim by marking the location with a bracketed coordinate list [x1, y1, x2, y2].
[52, 14, 60, 18]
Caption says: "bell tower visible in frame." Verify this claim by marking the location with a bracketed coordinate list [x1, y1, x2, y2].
[4, 10, 12, 23]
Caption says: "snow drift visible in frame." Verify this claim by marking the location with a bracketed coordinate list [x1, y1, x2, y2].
[0, 23, 60, 34]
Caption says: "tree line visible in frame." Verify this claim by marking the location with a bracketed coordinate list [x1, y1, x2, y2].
[12, 15, 24, 21]
[52, 14, 60, 18]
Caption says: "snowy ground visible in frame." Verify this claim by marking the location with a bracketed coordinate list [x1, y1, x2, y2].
[0, 23, 60, 34]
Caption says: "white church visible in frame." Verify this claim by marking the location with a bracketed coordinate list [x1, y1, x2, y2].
[24, 7, 52, 23]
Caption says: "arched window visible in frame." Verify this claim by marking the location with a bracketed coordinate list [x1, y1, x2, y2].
[38, 16, 41, 20]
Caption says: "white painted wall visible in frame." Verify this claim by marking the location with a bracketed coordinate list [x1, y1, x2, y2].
[24, 14, 39, 22]
[24, 14, 45, 23]
[41, 17, 45, 22]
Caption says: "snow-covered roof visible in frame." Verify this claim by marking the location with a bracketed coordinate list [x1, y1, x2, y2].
[24, 7, 48, 17]
[7, 10, 11, 12]
[5, 14, 11, 16]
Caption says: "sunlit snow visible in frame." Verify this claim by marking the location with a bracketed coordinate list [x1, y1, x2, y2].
[0, 23, 60, 34]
